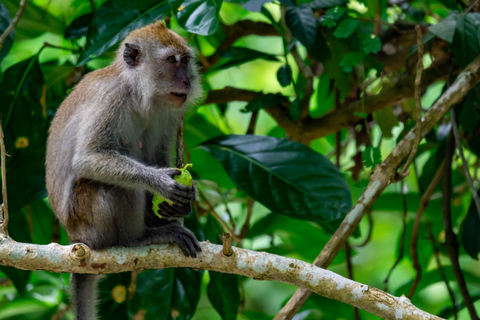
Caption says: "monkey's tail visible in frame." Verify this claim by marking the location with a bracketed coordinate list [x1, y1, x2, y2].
[71, 273, 100, 320]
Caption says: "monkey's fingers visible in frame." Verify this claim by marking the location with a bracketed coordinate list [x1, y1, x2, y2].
[174, 228, 201, 257]
[158, 203, 191, 218]
[163, 168, 182, 178]
[171, 184, 196, 203]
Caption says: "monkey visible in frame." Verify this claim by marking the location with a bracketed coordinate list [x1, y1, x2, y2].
[45, 21, 204, 320]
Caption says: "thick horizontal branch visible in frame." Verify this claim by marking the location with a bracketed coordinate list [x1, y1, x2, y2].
[205, 59, 454, 143]
[0, 236, 441, 320]
[274, 54, 480, 320]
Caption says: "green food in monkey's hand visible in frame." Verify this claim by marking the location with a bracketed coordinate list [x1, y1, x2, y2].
[152, 163, 193, 218]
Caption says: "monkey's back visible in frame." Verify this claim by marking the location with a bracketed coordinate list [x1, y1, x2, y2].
[46, 67, 145, 248]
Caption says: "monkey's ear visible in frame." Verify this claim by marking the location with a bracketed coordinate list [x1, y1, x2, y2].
[123, 43, 140, 66]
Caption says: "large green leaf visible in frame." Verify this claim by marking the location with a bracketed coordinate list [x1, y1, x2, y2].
[171, 268, 204, 320]
[169, 0, 222, 35]
[462, 189, 480, 260]
[200, 135, 352, 223]
[65, 13, 93, 40]
[285, 4, 317, 49]
[0, 53, 48, 211]
[77, 0, 170, 66]
[459, 84, 480, 134]
[333, 17, 359, 38]
[429, 12, 459, 43]
[207, 271, 240, 320]
[2, 0, 64, 40]
[0, 2, 13, 63]
[452, 13, 480, 68]
[209, 47, 279, 73]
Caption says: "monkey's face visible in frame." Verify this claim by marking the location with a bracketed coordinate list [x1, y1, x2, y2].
[121, 39, 203, 110]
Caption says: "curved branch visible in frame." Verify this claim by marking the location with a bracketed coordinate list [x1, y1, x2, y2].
[205, 59, 454, 143]
[274, 53, 480, 320]
[0, 236, 442, 320]
[0, 0, 28, 51]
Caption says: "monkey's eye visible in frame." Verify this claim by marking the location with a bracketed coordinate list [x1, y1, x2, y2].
[167, 56, 176, 63]
[181, 56, 189, 64]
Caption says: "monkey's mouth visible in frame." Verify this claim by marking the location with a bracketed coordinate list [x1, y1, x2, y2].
[170, 92, 187, 101]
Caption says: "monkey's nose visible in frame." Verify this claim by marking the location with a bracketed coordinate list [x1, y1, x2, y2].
[184, 79, 190, 88]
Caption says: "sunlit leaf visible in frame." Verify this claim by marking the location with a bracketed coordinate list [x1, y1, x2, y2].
[77, 0, 170, 66]
[201, 135, 352, 223]
[169, 0, 223, 35]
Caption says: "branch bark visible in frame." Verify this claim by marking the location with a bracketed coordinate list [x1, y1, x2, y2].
[0, 236, 443, 320]
[274, 54, 480, 320]
[0, 0, 28, 51]
[205, 59, 453, 143]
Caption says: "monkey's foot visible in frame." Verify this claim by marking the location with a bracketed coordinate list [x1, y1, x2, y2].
[141, 225, 201, 257]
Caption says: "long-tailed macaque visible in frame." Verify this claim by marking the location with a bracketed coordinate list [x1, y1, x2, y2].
[46, 21, 203, 320]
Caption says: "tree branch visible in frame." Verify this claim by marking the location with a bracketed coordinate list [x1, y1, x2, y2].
[0, 0, 27, 52]
[205, 59, 453, 143]
[0, 236, 443, 320]
[274, 53, 480, 320]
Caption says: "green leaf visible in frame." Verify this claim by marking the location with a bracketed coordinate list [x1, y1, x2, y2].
[77, 0, 170, 66]
[0, 2, 13, 63]
[311, 0, 348, 9]
[210, 47, 279, 72]
[169, 0, 222, 35]
[339, 51, 365, 72]
[0, 299, 51, 318]
[354, 112, 368, 118]
[128, 269, 175, 319]
[65, 13, 93, 40]
[0, 53, 49, 211]
[277, 64, 293, 87]
[321, 7, 345, 28]
[200, 135, 352, 223]
[290, 97, 302, 120]
[171, 268, 204, 320]
[207, 271, 240, 320]
[462, 189, 480, 260]
[285, 4, 317, 49]
[2, 0, 64, 40]
[429, 12, 459, 43]
[333, 17, 359, 38]
[362, 146, 382, 168]
[359, 33, 382, 54]
[240, 94, 288, 113]
[452, 13, 480, 68]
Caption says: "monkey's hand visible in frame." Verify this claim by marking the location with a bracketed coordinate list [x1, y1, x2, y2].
[156, 168, 196, 204]
[158, 202, 192, 218]
[142, 223, 202, 257]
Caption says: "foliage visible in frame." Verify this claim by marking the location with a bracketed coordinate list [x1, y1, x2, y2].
[1, 0, 480, 319]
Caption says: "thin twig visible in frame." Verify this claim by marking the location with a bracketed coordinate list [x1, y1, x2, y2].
[442, 132, 478, 320]
[176, 115, 185, 168]
[0, 122, 8, 233]
[0, 0, 28, 52]
[222, 233, 233, 256]
[239, 198, 254, 239]
[467, 0, 480, 12]
[246, 111, 258, 135]
[384, 181, 408, 291]
[354, 209, 373, 248]
[426, 222, 457, 320]
[198, 190, 240, 241]
[44, 42, 79, 53]
[401, 25, 424, 177]
[451, 110, 480, 219]
[408, 162, 444, 298]
[88, 0, 95, 13]
[128, 271, 137, 300]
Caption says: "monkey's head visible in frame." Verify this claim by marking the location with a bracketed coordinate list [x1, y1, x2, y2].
[117, 21, 203, 109]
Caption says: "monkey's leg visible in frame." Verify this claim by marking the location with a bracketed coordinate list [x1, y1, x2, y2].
[135, 223, 201, 257]
[71, 273, 100, 320]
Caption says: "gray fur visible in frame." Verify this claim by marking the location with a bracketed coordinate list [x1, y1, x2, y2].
[46, 22, 203, 320]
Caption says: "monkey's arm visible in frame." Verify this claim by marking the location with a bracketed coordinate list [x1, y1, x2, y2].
[72, 149, 194, 205]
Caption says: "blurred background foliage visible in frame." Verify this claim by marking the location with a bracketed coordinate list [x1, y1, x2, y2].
[1, 0, 480, 319]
